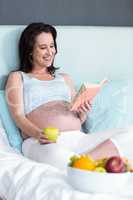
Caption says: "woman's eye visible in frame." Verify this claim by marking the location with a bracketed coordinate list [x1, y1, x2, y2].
[40, 45, 55, 50]
[40, 47, 46, 49]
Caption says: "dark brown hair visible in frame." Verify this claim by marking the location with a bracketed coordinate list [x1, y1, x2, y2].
[18, 22, 59, 75]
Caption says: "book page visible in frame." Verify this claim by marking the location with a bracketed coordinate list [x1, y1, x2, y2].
[70, 79, 107, 111]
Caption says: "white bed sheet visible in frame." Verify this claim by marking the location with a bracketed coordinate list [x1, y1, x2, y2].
[0, 125, 133, 199]
[0, 146, 133, 200]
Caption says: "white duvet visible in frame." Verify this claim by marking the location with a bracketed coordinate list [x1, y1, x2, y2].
[1, 125, 133, 200]
[0, 147, 133, 200]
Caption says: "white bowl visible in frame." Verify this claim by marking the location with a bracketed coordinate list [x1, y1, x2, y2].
[67, 166, 130, 193]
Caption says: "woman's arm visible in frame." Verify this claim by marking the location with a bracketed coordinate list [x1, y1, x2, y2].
[61, 73, 91, 123]
[5, 72, 50, 143]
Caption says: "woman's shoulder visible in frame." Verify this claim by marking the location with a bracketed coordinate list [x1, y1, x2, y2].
[58, 72, 75, 87]
[7, 71, 22, 84]
[58, 72, 72, 80]
[9, 70, 21, 77]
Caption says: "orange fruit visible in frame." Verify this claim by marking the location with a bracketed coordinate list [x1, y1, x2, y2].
[72, 155, 96, 171]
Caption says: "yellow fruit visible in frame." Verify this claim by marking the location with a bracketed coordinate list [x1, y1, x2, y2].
[95, 167, 106, 173]
[95, 158, 108, 168]
[43, 127, 59, 142]
[122, 157, 133, 172]
[69, 155, 79, 166]
[72, 155, 96, 171]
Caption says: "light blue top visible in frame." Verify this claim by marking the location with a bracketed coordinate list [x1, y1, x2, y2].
[20, 72, 71, 114]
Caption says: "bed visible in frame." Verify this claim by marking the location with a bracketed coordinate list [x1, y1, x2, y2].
[0, 25, 133, 199]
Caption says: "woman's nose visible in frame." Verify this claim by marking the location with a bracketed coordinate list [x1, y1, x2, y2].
[46, 48, 53, 56]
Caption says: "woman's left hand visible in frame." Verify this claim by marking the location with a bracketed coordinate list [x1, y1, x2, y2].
[77, 100, 92, 113]
[76, 100, 92, 123]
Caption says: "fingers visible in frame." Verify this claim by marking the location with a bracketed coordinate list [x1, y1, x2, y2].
[84, 101, 91, 111]
[39, 139, 54, 144]
[38, 133, 54, 144]
[39, 133, 48, 140]
[78, 100, 92, 113]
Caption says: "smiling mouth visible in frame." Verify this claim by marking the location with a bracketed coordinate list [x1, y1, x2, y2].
[43, 57, 52, 61]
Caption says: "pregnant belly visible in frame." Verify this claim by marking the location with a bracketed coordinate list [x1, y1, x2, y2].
[26, 101, 81, 132]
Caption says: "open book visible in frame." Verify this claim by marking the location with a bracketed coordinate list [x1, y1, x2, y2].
[70, 78, 108, 111]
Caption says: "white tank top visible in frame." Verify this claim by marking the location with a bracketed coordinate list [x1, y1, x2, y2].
[20, 72, 71, 114]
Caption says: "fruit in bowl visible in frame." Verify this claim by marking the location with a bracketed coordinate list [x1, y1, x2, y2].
[43, 127, 59, 142]
[68, 154, 133, 173]
[105, 156, 126, 173]
[69, 155, 96, 171]
[67, 155, 133, 193]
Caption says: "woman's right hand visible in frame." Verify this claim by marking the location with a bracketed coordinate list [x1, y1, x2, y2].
[37, 130, 54, 144]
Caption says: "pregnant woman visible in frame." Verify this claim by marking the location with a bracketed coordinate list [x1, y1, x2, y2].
[5, 22, 123, 169]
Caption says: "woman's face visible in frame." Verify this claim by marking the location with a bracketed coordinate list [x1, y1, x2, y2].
[32, 32, 56, 70]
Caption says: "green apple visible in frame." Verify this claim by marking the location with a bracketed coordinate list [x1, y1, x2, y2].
[43, 127, 59, 142]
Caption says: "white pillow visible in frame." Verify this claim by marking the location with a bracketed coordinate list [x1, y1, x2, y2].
[0, 118, 10, 148]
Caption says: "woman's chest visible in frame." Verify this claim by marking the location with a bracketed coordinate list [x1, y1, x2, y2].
[24, 79, 71, 103]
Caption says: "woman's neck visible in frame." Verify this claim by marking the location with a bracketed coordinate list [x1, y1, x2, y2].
[31, 67, 48, 75]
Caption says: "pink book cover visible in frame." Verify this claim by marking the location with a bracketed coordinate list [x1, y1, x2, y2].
[70, 79, 108, 111]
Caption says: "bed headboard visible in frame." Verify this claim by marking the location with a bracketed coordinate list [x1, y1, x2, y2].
[0, 25, 133, 89]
